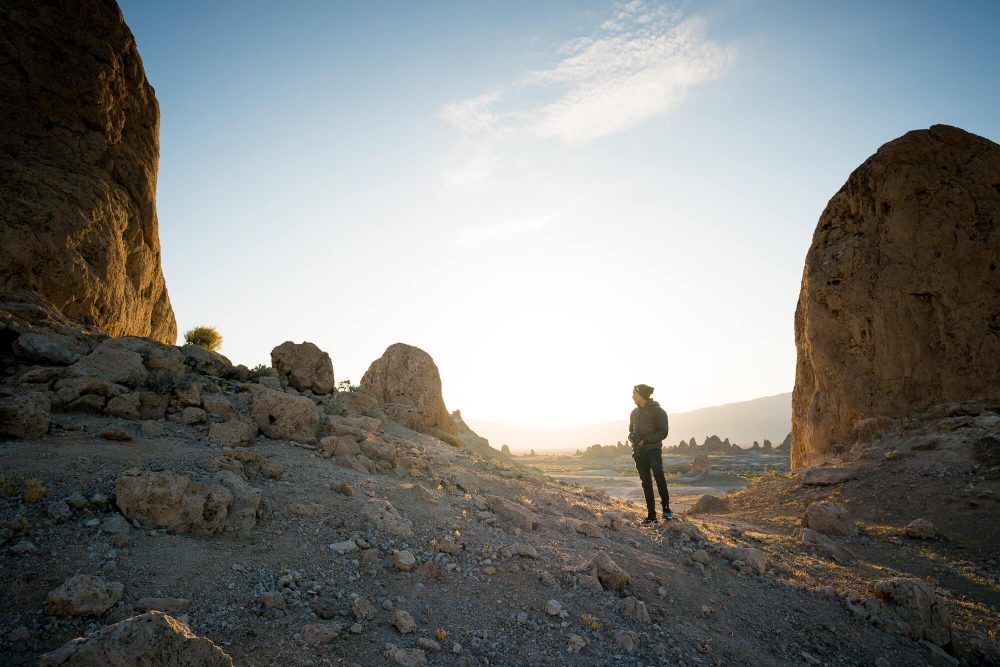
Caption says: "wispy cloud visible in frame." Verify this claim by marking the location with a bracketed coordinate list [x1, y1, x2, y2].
[456, 212, 560, 244]
[440, 1, 735, 149]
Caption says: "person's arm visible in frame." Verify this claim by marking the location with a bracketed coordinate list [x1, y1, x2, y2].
[628, 410, 641, 446]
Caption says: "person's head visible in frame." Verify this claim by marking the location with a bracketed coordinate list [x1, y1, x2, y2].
[633, 384, 654, 406]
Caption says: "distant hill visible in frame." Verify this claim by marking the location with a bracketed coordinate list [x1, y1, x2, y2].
[467, 392, 791, 453]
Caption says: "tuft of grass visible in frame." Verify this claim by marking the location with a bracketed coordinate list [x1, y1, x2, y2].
[184, 325, 223, 351]
[883, 449, 899, 461]
[21, 476, 51, 503]
[435, 628, 449, 642]
[15, 516, 34, 535]
[514, 495, 532, 508]
[0, 473, 18, 496]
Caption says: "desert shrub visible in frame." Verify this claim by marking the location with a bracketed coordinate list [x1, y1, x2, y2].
[184, 325, 223, 351]
[883, 449, 899, 460]
[21, 476, 50, 503]
[251, 363, 269, 373]
[435, 629, 449, 642]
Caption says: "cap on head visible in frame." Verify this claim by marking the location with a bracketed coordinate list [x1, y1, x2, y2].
[634, 384, 654, 400]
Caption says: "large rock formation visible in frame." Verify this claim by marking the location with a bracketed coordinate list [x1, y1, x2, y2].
[361, 343, 457, 437]
[0, 0, 176, 343]
[792, 125, 1000, 468]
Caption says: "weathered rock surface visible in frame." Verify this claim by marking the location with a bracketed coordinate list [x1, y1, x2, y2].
[484, 495, 539, 531]
[46, 575, 124, 617]
[0, 391, 51, 438]
[802, 502, 858, 537]
[270, 341, 335, 394]
[872, 577, 952, 646]
[114, 470, 259, 535]
[39, 611, 233, 666]
[688, 494, 730, 514]
[251, 388, 319, 443]
[0, 0, 176, 343]
[361, 343, 457, 437]
[793, 125, 1000, 468]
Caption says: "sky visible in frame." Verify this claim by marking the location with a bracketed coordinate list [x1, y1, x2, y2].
[119, 0, 1000, 428]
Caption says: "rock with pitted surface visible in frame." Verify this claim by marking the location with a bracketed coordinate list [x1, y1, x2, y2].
[793, 125, 1000, 468]
[270, 341, 335, 395]
[361, 343, 457, 437]
[0, 0, 176, 344]
[46, 575, 124, 617]
[251, 388, 320, 443]
[39, 611, 233, 666]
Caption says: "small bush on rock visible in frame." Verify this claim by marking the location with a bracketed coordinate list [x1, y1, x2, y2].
[184, 325, 223, 351]
[21, 476, 50, 503]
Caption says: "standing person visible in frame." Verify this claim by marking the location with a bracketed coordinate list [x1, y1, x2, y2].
[629, 384, 673, 524]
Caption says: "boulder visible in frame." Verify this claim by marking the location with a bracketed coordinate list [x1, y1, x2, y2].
[0, 0, 176, 343]
[360, 343, 457, 436]
[12, 331, 87, 365]
[690, 454, 711, 474]
[327, 389, 383, 418]
[801, 467, 857, 486]
[46, 575, 124, 617]
[687, 494, 730, 514]
[180, 344, 233, 377]
[39, 611, 232, 666]
[362, 498, 413, 537]
[872, 577, 952, 646]
[801, 528, 857, 564]
[905, 518, 937, 539]
[484, 495, 539, 531]
[587, 551, 631, 592]
[105, 394, 141, 420]
[251, 388, 320, 443]
[618, 596, 650, 622]
[70, 341, 148, 387]
[270, 341, 335, 394]
[114, 470, 236, 535]
[208, 417, 258, 447]
[793, 125, 1000, 468]
[0, 391, 50, 438]
[802, 502, 858, 536]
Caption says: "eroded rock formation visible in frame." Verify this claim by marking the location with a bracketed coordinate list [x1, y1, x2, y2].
[0, 0, 176, 343]
[361, 343, 457, 437]
[792, 125, 1000, 468]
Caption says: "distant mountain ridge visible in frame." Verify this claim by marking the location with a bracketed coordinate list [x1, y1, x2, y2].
[467, 392, 792, 453]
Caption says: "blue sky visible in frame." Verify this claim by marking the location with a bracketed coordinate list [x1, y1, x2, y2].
[119, 0, 1000, 426]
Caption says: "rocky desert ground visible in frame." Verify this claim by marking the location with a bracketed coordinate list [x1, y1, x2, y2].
[2, 1, 999, 665]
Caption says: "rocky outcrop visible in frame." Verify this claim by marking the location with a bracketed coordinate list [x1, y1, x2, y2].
[793, 125, 1000, 468]
[270, 341, 335, 395]
[361, 343, 457, 437]
[251, 388, 320, 443]
[39, 611, 233, 666]
[0, 0, 176, 343]
[46, 575, 124, 617]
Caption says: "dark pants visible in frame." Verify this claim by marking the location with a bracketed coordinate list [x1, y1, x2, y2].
[634, 447, 670, 517]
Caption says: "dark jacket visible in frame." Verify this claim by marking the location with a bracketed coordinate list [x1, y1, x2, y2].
[629, 400, 669, 449]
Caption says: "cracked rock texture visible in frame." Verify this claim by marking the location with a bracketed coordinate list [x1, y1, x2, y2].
[0, 0, 176, 344]
[792, 125, 1000, 468]
[361, 343, 457, 437]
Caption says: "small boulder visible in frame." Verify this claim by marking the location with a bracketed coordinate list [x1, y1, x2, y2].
[618, 596, 650, 622]
[801, 528, 857, 564]
[904, 518, 937, 540]
[0, 391, 51, 438]
[352, 597, 378, 621]
[251, 388, 320, 443]
[114, 471, 238, 536]
[688, 494, 730, 514]
[39, 611, 232, 666]
[802, 467, 858, 486]
[390, 609, 416, 634]
[46, 575, 124, 617]
[208, 418, 258, 447]
[384, 643, 427, 667]
[303, 622, 341, 644]
[394, 550, 416, 572]
[872, 576, 952, 646]
[270, 341, 335, 395]
[13, 331, 87, 365]
[588, 551, 631, 592]
[802, 502, 858, 536]
[544, 599, 563, 616]
[484, 495, 539, 531]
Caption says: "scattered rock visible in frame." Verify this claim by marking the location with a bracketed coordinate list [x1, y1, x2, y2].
[587, 551, 631, 592]
[614, 630, 640, 655]
[0, 391, 51, 438]
[46, 499, 72, 522]
[872, 576, 952, 646]
[46, 574, 124, 617]
[270, 341, 335, 395]
[330, 540, 358, 555]
[390, 609, 416, 634]
[802, 467, 858, 486]
[802, 502, 858, 536]
[384, 643, 427, 667]
[905, 518, 937, 539]
[100, 428, 133, 441]
[352, 597, 378, 621]
[544, 599, 563, 616]
[302, 622, 341, 644]
[688, 495, 730, 514]
[618, 596, 651, 622]
[484, 495, 539, 531]
[394, 550, 416, 572]
[9, 540, 38, 555]
[691, 549, 712, 565]
[140, 420, 166, 438]
[38, 612, 231, 666]
[801, 528, 857, 564]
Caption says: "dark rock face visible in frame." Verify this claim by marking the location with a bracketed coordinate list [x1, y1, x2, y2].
[0, 0, 176, 343]
[792, 125, 1000, 468]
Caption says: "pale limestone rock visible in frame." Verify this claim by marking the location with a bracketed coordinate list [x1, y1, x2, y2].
[802, 502, 858, 536]
[39, 612, 231, 666]
[588, 551, 631, 592]
[484, 495, 539, 531]
[46, 575, 124, 617]
[390, 609, 416, 634]
[0, 391, 50, 438]
[360, 343, 457, 436]
[12, 331, 87, 365]
[208, 417, 257, 447]
[70, 341, 148, 387]
[872, 577, 952, 646]
[618, 596, 650, 622]
[270, 341, 335, 395]
[114, 470, 233, 536]
[384, 643, 427, 667]
[793, 125, 1000, 468]
[251, 388, 319, 443]
[394, 550, 416, 572]
[801, 528, 857, 564]
[905, 518, 937, 539]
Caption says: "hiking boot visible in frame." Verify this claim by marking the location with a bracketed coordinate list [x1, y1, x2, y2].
[661, 509, 674, 520]
[641, 516, 658, 525]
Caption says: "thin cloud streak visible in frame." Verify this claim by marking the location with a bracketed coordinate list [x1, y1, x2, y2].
[440, 1, 735, 147]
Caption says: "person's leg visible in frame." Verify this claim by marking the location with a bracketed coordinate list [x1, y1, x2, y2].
[634, 449, 656, 519]
[649, 448, 671, 513]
